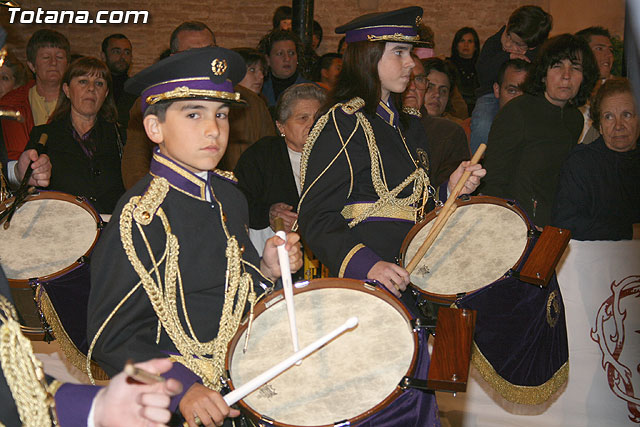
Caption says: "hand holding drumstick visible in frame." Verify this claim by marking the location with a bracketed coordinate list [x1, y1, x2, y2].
[406, 144, 487, 274]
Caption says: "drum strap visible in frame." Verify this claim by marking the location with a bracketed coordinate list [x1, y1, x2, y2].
[0, 295, 59, 427]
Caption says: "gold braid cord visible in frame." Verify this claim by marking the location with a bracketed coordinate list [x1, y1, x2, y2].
[0, 295, 58, 427]
[297, 97, 431, 229]
[117, 177, 257, 391]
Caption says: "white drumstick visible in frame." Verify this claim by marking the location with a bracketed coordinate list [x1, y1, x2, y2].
[273, 218, 299, 355]
[224, 316, 359, 406]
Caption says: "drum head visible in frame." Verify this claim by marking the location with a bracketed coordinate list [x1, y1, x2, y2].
[229, 281, 416, 426]
[405, 200, 529, 297]
[0, 193, 100, 280]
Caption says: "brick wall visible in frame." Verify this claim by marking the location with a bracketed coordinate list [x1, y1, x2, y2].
[0, 0, 624, 74]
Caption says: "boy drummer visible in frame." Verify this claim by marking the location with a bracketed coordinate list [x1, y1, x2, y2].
[87, 47, 301, 427]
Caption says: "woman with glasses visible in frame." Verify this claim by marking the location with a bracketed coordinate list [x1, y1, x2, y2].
[469, 5, 552, 154]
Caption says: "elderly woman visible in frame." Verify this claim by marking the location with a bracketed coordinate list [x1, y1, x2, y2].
[481, 34, 599, 228]
[25, 57, 124, 214]
[258, 29, 311, 108]
[235, 83, 325, 253]
[552, 78, 640, 240]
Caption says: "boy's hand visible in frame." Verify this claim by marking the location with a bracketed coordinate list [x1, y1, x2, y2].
[260, 232, 302, 281]
[179, 383, 239, 427]
[93, 358, 182, 427]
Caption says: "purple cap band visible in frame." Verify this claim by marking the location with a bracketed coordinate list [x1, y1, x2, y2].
[345, 25, 417, 43]
[141, 78, 235, 112]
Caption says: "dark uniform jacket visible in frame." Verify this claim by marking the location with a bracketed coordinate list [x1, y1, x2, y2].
[87, 150, 269, 414]
[298, 98, 439, 280]
[27, 116, 125, 214]
[235, 135, 299, 230]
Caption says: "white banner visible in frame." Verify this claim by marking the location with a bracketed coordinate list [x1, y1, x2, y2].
[438, 239, 640, 426]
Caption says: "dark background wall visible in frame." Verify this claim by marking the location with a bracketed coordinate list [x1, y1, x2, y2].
[1, 0, 625, 74]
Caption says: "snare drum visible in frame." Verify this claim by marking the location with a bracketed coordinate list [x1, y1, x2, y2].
[400, 196, 533, 303]
[0, 191, 102, 343]
[226, 278, 437, 426]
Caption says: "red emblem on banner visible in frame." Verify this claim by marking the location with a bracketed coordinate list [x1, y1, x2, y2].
[591, 275, 640, 423]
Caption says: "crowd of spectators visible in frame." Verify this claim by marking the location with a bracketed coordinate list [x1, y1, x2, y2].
[0, 4, 636, 240]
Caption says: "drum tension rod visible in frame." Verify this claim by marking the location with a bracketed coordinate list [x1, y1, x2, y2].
[399, 376, 436, 393]
[334, 420, 350, 427]
[411, 317, 436, 335]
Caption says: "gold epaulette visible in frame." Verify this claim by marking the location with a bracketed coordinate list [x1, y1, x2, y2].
[340, 97, 365, 115]
[212, 169, 237, 183]
[402, 106, 422, 117]
[132, 177, 170, 225]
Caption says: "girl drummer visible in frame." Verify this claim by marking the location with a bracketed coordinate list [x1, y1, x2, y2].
[297, 7, 485, 301]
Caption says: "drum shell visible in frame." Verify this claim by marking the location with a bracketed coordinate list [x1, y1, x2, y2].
[0, 191, 102, 340]
[399, 196, 534, 304]
[225, 278, 420, 427]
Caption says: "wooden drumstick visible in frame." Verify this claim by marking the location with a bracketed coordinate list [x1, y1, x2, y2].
[123, 360, 165, 384]
[273, 217, 300, 356]
[406, 143, 486, 274]
[224, 317, 359, 406]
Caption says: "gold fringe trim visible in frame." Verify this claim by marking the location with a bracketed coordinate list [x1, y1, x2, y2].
[48, 380, 62, 396]
[0, 295, 58, 426]
[402, 106, 422, 117]
[341, 202, 416, 222]
[471, 340, 569, 405]
[39, 290, 109, 381]
[367, 33, 420, 43]
[213, 169, 237, 183]
[146, 87, 241, 105]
